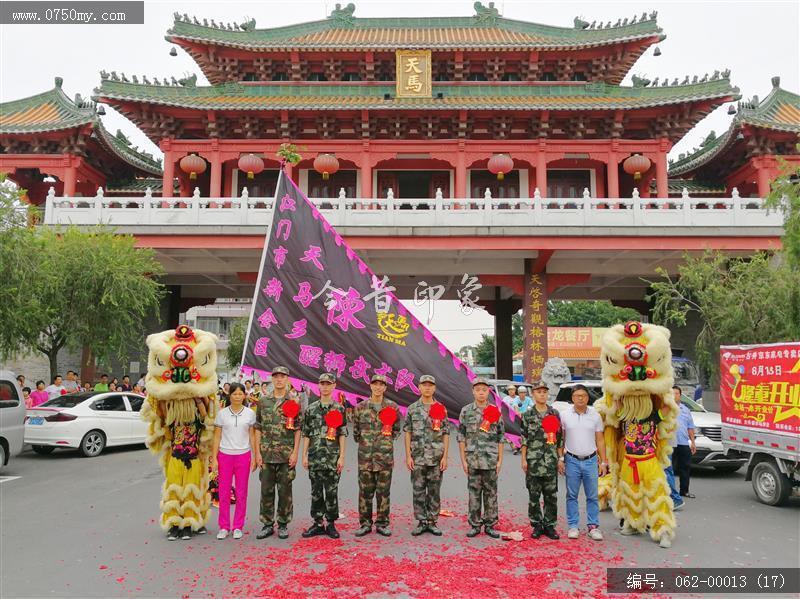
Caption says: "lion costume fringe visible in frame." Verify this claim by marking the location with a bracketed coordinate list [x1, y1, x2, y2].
[594, 321, 679, 548]
[140, 325, 218, 536]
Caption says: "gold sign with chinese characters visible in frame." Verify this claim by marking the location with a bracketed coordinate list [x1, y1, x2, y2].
[395, 50, 432, 98]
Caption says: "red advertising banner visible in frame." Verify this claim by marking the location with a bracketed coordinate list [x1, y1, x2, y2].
[720, 342, 800, 435]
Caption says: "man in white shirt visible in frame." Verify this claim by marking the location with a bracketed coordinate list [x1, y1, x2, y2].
[559, 385, 608, 541]
[44, 375, 67, 400]
[63, 370, 80, 393]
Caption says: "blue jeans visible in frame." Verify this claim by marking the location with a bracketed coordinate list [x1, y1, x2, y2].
[565, 454, 599, 528]
[664, 465, 683, 505]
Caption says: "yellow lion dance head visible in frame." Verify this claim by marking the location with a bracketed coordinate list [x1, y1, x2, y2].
[145, 324, 218, 400]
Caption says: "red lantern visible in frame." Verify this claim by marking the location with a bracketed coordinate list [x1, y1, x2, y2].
[487, 153, 514, 180]
[313, 153, 340, 180]
[237, 153, 264, 180]
[179, 154, 207, 180]
[623, 154, 651, 181]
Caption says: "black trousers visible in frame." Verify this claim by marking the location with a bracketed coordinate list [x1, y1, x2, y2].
[672, 444, 692, 495]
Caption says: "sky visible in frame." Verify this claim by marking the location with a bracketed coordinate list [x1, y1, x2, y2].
[1, 0, 797, 349]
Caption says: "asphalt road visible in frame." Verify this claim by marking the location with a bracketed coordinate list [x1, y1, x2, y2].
[1, 439, 798, 598]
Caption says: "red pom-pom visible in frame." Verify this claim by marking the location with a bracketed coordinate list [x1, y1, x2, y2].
[482, 404, 501, 423]
[324, 409, 344, 428]
[379, 406, 397, 425]
[282, 400, 300, 418]
[542, 414, 560, 433]
[429, 402, 447, 420]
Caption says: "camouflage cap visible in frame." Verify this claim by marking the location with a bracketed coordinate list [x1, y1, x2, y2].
[419, 374, 436, 384]
[318, 372, 336, 384]
[531, 380, 549, 390]
[472, 377, 490, 387]
[370, 374, 389, 384]
[271, 366, 289, 376]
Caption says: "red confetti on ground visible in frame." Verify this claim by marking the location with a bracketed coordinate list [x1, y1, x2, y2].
[98, 565, 108, 570]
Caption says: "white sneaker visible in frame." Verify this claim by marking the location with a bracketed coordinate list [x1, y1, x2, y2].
[588, 527, 603, 541]
[233, 529, 243, 539]
[567, 528, 580, 539]
[216, 529, 229, 540]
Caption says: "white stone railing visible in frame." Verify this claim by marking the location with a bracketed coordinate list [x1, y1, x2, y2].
[42, 185, 783, 229]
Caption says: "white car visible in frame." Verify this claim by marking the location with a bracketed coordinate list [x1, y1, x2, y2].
[553, 381, 746, 473]
[25, 392, 148, 457]
[0, 370, 27, 469]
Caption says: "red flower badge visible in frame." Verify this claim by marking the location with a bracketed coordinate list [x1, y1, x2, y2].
[429, 402, 447, 432]
[324, 409, 344, 441]
[542, 414, 560, 445]
[379, 406, 397, 436]
[480, 404, 501, 432]
[282, 400, 300, 430]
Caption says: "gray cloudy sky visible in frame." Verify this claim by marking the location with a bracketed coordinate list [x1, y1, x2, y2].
[1, 0, 797, 349]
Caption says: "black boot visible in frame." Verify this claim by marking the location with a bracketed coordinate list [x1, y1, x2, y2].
[302, 522, 326, 538]
[354, 525, 372, 537]
[167, 526, 180, 541]
[411, 522, 427, 536]
[256, 525, 274, 539]
[427, 522, 442, 536]
[484, 526, 500, 539]
[326, 522, 340, 539]
[543, 526, 560, 540]
[531, 524, 544, 539]
[466, 526, 481, 538]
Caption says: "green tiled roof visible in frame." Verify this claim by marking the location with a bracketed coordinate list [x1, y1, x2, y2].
[166, 10, 664, 50]
[0, 77, 95, 134]
[669, 80, 800, 177]
[107, 177, 176, 193]
[94, 78, 738, 112]
[649, 178, 725, 194]
[0, 78, 162, 177]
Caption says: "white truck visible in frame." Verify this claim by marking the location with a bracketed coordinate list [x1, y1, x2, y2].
[720, 342, 800, 506]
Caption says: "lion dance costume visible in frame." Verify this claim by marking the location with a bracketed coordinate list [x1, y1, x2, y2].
[594, 321, 678, 548]
[141, 325, 218, 538]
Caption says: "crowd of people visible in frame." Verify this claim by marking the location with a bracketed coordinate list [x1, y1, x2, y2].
[16, 371, 146, 408]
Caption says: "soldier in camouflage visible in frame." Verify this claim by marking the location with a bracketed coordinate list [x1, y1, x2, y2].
[301, 373, 347, 539]
[254, 366, 302, 540]
[403, 374, 450, 536]
[458, 378, 505, 538]
[352, 374, 403, 537]
[520, 380, 564, 540]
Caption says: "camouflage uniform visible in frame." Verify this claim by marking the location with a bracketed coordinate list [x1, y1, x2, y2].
[457, 401, 505, 528]
[520, 405, 563, 529]
[256, 390, 303, 526]
[302, 399, 347, 523]
[404, 399, 451, 526]
[353, 398, 403, 527]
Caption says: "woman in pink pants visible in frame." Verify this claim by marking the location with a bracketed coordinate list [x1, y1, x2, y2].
[212, 383, 257, 539]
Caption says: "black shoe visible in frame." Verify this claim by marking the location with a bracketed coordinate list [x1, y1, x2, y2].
[354, 525, 372, 537]
[180, 527, 192, 540]
[411, 522, 426, 536]
[326, 522, 340, 539]
[681, 492, 696, 499]
[466, 526, 481, 538]
[302, 522, 326, 538]
[375, 526, 392, 537]
[195, 526, 207, 535]
[167, 526, 180, 541]
[277, 526, 289, 539]
[543, 527, 560, 540]
[531, 524, 544, 539]
[256, 525, 274, 539]
[427, 523, 442, 536]
[484, 526, 500, 539]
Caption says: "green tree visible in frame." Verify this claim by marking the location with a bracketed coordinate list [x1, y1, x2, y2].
[547, 300, 641, 326]
[647, 251, 800, 379]
[0, 225, 165, 378]
[765, 149, 800, 267]
[225, 317, 248, 371]
[474, 333, 496, 367]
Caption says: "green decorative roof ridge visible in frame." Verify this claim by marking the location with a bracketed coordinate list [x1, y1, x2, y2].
[0, 77, 96, 133]
[94, 121, 163, 176]
[165, 8, 663, 48]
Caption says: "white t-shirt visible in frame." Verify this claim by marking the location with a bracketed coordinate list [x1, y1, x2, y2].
[561, 405, 604, 457]
[44, 384, 67, 400]
[214, 406, 256, 455]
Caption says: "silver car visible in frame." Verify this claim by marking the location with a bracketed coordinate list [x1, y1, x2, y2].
[0, 370, 27, 469]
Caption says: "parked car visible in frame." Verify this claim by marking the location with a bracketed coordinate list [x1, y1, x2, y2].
[553, 381, 746, 474]
[24, 391, 147, 457]
[0, 370, 26, 469]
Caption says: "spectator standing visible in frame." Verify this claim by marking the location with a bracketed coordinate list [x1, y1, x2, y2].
[671, 385, 696, 499]
[44, 375, 67, 400]
[93, 374, 110, 392]
[63, 371, 80, 394]
[22, 387, 32, 408]
[559, 385, 608, 541]
[120, 375, 132, 391]
[16, 374, 26, 389]
[30, 381, 49, 407]
[82, 381, 93, 392]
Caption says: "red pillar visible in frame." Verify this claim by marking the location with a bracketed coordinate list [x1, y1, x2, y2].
[63, 164, 77, 197]
[756, 167, 771, 198]
[656, 151, 668, 198]
[360, 152, 373, 198]
[209, 154, 222, 197]
[162, 151, 174, 198]
[536, 143, 547, 196]
[522, 259, 548, 383]
[455, 148, 466, 198]
[607, 152, 619, 198]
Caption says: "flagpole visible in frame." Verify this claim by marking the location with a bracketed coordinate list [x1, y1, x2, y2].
[239, 166, 286, 378]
